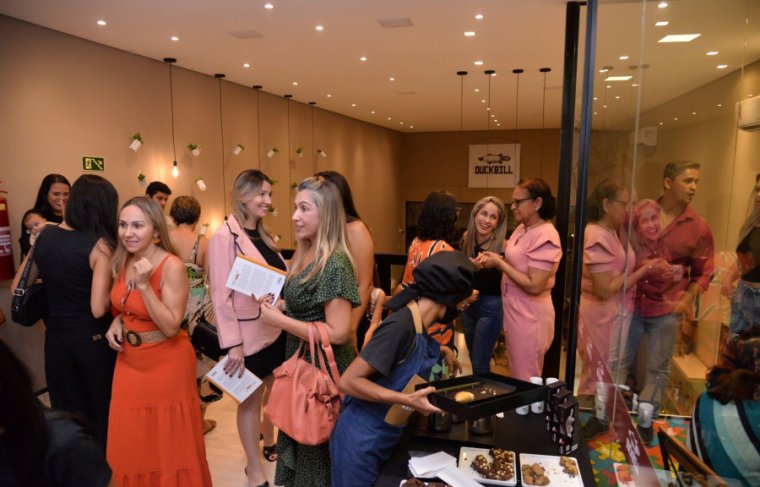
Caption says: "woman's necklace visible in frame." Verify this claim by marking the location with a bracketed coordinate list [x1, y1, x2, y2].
[514, 220, 543, 245]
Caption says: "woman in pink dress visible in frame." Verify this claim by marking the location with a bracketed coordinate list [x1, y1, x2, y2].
[578, 183, 662, 397]
[477, 178, 562, 381]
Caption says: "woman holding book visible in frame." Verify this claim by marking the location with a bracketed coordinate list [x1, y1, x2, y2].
[208, 169, 287, 487]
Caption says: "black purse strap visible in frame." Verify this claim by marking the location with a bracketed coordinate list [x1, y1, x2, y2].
[226, 220, 261, 322]
[13, 241, 38, 296]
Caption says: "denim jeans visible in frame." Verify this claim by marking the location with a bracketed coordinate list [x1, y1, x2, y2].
[461, 294, 503, 374]
[615, 312, 681, 418]
[729, 280, 760, 335]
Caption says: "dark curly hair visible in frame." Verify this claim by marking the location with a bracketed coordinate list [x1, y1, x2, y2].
[518, 178, 556, 220]
[417, 191, 458, 244]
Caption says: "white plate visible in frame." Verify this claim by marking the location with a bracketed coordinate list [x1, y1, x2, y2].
[458, 447, 517, 486]
[518, 453, 583, 487]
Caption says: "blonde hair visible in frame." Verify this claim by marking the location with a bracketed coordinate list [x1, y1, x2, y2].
[290, 176, 355, 284]
[231, 169, 278, 252]
[112, 197, 178, 274]
[460, 196, 507, 257]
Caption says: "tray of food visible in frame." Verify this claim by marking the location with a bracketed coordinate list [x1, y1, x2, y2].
[415, 373, 546, 420]
[518, 453, 582, 486]
[399, 478, 450, 487]
[458, 447, 517, 486]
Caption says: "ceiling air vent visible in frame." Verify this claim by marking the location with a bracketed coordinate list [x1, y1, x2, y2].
[377, 17, 414, 28]
[227, 29, 264, 39]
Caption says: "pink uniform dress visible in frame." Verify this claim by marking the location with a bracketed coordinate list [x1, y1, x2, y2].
[578, 223, 635, 395]
[501, 222, 562, 381]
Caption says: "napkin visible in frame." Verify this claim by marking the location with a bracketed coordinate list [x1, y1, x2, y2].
[408, 451, 457, 477]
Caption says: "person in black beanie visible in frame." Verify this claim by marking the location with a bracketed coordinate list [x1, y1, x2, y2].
[330, 251, 476, 487]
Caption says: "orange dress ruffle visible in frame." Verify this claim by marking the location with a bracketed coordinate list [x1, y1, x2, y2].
[107, 257, 212, 487]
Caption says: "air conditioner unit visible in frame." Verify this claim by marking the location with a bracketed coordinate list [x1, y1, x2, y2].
[738, 95, 760, 132]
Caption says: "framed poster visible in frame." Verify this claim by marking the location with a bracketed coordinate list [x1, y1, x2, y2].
[468, 143, 520, 188]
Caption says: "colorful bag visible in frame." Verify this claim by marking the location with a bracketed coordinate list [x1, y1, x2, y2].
[265, 321, 342, 445]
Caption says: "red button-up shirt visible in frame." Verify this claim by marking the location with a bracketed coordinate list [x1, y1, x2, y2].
[633, 203, 714, 317]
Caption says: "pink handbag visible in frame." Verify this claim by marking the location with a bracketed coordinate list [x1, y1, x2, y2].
[265, 321, 342, 445]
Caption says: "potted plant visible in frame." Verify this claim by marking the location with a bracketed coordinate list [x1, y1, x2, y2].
[129, 133, 143, 152]
[317, 148, 327, 158]
[188, 143, 201, 156]
[195, 178, 207, 191]
[267, 147, 279, 158]
[232, 143, 245, 155]
[295, 147, 304, 157]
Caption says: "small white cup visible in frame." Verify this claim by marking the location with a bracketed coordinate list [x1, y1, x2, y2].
[638, 402, 654, 428]
[530, 377, 544, 414]
[516, 405, 530, 415]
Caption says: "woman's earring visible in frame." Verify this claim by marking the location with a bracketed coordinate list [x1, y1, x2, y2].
[153, 234, 160, 244]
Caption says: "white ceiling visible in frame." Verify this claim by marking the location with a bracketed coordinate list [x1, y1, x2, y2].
[1, 0, 758, 133]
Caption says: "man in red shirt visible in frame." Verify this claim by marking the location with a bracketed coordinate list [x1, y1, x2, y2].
[619, 161, 714, 444]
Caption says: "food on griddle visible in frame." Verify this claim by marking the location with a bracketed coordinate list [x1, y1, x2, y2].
[455, 390, 475, 403]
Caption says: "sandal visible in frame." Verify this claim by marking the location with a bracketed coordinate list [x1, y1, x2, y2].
[262, 444, 278, 462]
[202, 419, 217, 435]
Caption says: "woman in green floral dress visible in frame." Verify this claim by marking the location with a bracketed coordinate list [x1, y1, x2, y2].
[260, 175, 360, 487]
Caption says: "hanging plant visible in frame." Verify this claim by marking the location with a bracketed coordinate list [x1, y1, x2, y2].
[137, 172, 146, 182]
[295, 147, 304, 157]
[187, 143, 201, 156]
[129, 132, 143, 152]
[195, 178, 207, 191]
[232, 143, 245, 155]
[267, 147, 279, 158]
[270, 178, 278, 185]
[290, 182, 298, 189]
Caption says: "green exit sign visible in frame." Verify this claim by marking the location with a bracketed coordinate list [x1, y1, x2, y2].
[82, 156, 105, 171]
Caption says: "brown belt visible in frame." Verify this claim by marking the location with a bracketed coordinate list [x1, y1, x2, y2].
[124, 328, 168, 347]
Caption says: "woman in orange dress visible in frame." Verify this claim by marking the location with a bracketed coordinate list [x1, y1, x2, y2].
[105, 197, 211, 487]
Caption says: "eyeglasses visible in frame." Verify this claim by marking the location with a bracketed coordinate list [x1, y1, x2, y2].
[510, 197, 534, 207]
[120, 279, 135, 307]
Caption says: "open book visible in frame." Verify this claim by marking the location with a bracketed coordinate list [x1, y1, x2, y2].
[206, 355, 263, 403]
[225, 254, 287, 305]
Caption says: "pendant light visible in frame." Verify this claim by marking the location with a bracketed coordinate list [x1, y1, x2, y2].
[254, 85, 263, 164]
[457, 71, 468, 149]
[512, 68, 524, 132]
[164, 58, 178, 178]
[216, 73, 227, 206]
[539, 67, 551, 163]
[309, 101, 319, 170]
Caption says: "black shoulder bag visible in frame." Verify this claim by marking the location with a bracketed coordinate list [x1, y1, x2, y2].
[11, 241, 48, 326]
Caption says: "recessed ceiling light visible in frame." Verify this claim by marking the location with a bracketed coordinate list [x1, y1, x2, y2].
[464, 31, 476, 37]
[658, 34, 701, 43]
[315, 25, 324, 31]
[400, 122, 404, 125]
[474, 88, 480, 92]
[632, 83, 640, 87]
[717, 103, 723, 107]
[370, 110, 375, 114]
[292, 81, 299, 86]
[717, 64, 728, 69]
[474, 60, 484, 66]
[170, 35, 180, 42]
[606, 85, 612, 88]
[486, 107, 491, 111]
[264, 3, 274, 9]
[475, 14, 484, 20]
[606, 76, 633, 81]
[615, 96, 621, 99]
[410, 125, 414, 128]
[243, 63, 251, 68]
[494, 120, 499, 123]
[351, 103, 356, 107]
[659, 121, 664, 125]
[387, 117, 392, 120]
[692, 112, 697, 115]
[674, 117, 678, 121]
[326, 94, 332, 98]
[360, 56, 367, 62]
[97, 19, 107, 26]
[706, 51, 719, 56]
[619, 55, 629, 60]
[599, 68, 609, 73]
[496, 123, 501, 127]
[481, 99, 486, 103]
[491, 114, 495, 118]
[389, 77, 395, 81]
[658, 2, 668, 8]
[594, 112, 598, 115]
[603, 105, 608, 108]
[655, 21, 669, 27]
[593, 97, 598, 101]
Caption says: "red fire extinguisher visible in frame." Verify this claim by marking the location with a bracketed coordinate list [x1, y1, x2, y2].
[0, 189, 15, 280]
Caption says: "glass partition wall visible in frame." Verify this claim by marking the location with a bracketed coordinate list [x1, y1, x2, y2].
[571, 0, 760, 484]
